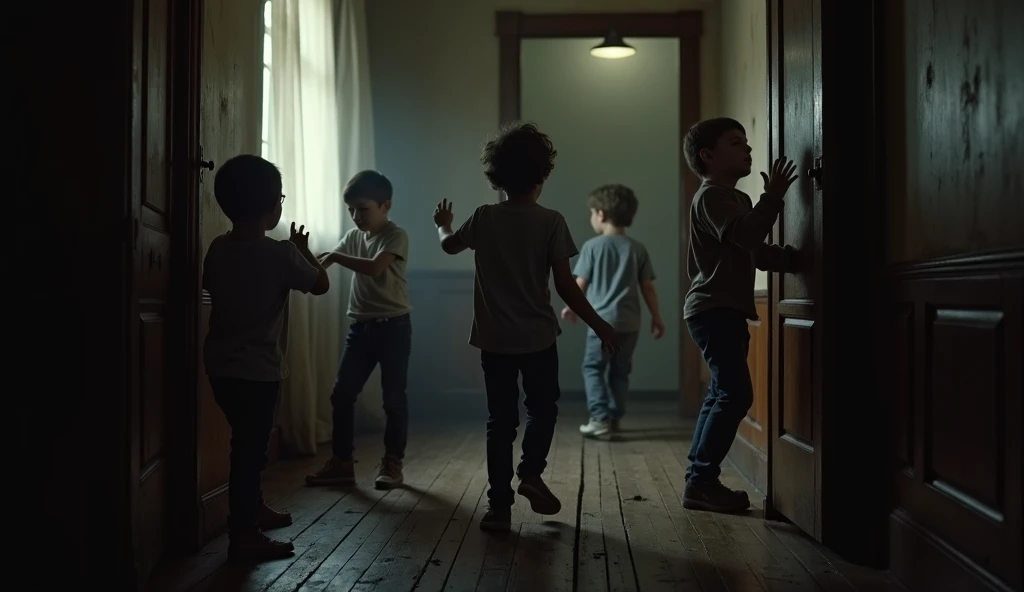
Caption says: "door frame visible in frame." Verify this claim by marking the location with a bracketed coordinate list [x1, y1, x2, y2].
[764, 0, 888, 567]
[494, 11, 705, 417]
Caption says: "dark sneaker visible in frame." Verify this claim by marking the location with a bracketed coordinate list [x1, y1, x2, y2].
[517, 475, 561, 515]
[305, 457, 356, 486]
[227, 530, 295, 564]
[374, 455, 404, 490]
[681, 480, 750, 513]
[258, 502, 293, 530]
[479, 506, 512, 532]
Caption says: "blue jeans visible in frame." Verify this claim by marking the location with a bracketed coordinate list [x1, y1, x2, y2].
[481, 342, 560, 507]
[582, 331, 640, 421]
[685, 308, 753, 485]
[331, 314, 411, 460]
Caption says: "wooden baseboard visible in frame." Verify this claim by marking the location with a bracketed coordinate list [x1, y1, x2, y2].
[726, 433, 768, 494]
[889, 509, 1013, 592]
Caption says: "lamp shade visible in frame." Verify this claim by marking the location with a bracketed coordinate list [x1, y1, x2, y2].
[590, 31, 636, 59]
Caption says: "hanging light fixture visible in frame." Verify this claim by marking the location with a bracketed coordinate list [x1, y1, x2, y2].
[590, 31, 636, 59]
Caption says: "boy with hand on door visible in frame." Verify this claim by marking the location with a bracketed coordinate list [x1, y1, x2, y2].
[681, 117, 799, 513]
[203, 155, 330, 563]
[431, 122, 619, 533]
[561, 184, 665, 438]
[305, 171, 413, 491]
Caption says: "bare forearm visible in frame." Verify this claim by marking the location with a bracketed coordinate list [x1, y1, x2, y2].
[298, 245, 331, 294]
[729, 195, 785, 251]
[437, 225, 467, 255]
[640, 281, 661, 318]
[330, 252, 379, 276]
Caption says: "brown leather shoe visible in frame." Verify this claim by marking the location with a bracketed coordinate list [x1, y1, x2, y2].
[258, 502, 292, 530]
[227, 530, 295, 564]
[374, 455, 404, 490]
[305, 457, 356, 486]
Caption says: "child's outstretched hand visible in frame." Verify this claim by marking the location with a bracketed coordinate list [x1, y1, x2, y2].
[651, 315, 665, 340]
[433, 199, 454, 227]
[760, 157, 799, 200]
[560, 306, 578, 324]
[594, 321, 620, 354]
[289, 222, 310, 251]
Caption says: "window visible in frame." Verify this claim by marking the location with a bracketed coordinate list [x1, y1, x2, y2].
[261, 1, 272, 159]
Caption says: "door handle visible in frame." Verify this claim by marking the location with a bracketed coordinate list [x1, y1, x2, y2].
[806, 156, 823, 190]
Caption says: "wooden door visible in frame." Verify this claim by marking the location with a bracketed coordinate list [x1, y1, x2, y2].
[130, 0, 204, 584]
[767, 0, 823, 539]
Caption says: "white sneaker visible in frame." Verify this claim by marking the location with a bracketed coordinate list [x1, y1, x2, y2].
[579, 418, 611, 438]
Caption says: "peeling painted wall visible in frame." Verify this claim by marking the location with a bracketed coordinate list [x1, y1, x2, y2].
[884, 0, 1024, 262]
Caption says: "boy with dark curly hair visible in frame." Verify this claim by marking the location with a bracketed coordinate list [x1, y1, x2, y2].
[431, 122, 618, 532]
[562, 184, 664, 439]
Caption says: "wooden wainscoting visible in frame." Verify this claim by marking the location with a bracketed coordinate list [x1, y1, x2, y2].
[196, 292, 282, 541]
[725, 291, 770, 494]
[886, 249, 1022, 592]
[406, 270, 487, 420]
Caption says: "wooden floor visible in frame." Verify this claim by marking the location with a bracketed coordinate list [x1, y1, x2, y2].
[149, 403, 906, 592]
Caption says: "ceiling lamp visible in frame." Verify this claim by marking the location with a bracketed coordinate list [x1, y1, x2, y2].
[590, 31, 636, 59]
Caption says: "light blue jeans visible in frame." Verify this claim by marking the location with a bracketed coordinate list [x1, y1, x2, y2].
[582, 331, 640, 422]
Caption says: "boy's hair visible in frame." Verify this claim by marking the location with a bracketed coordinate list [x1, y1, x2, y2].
[343, 170, 393, 205]
[588, 184, 639, 227]
[682, 117, 746, 177]
[481, 121, 558, 196]
[213, 154, 282, 223]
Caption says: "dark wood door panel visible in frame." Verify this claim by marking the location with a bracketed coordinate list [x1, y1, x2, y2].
[779, 0, 817, 302]
[890, 266, 1023, 589]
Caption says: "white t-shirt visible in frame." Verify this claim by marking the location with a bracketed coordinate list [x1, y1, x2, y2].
[454, 202, 578, 354]
[202, 235, 319, 381]
[332, 221, 411, 321]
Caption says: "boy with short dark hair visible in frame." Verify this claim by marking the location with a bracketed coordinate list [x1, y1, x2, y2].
[203, 154, 330, 562]
[561, 184, 665, 438]
[305, 170, 413, 491]
[681, 117, 798, 513]
[431, 122, 619, 532]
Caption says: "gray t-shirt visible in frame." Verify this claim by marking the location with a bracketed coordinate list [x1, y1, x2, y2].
[202, 235, 319, 381]
[333, 221, 411, 321]
[684, 182, 782, 320]
[573, 234, 655, 333]
[455, 202, 579, 354]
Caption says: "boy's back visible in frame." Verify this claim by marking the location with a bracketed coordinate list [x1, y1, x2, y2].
[203, 234, 318, 381]
[455, 201, 577, 354]
[575, 234, 654, 332]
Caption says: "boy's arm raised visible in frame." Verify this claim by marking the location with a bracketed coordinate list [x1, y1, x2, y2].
[434, 198, 469, 255]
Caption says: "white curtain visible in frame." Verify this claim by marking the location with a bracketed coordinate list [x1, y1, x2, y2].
[268, 0, 377, 455]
